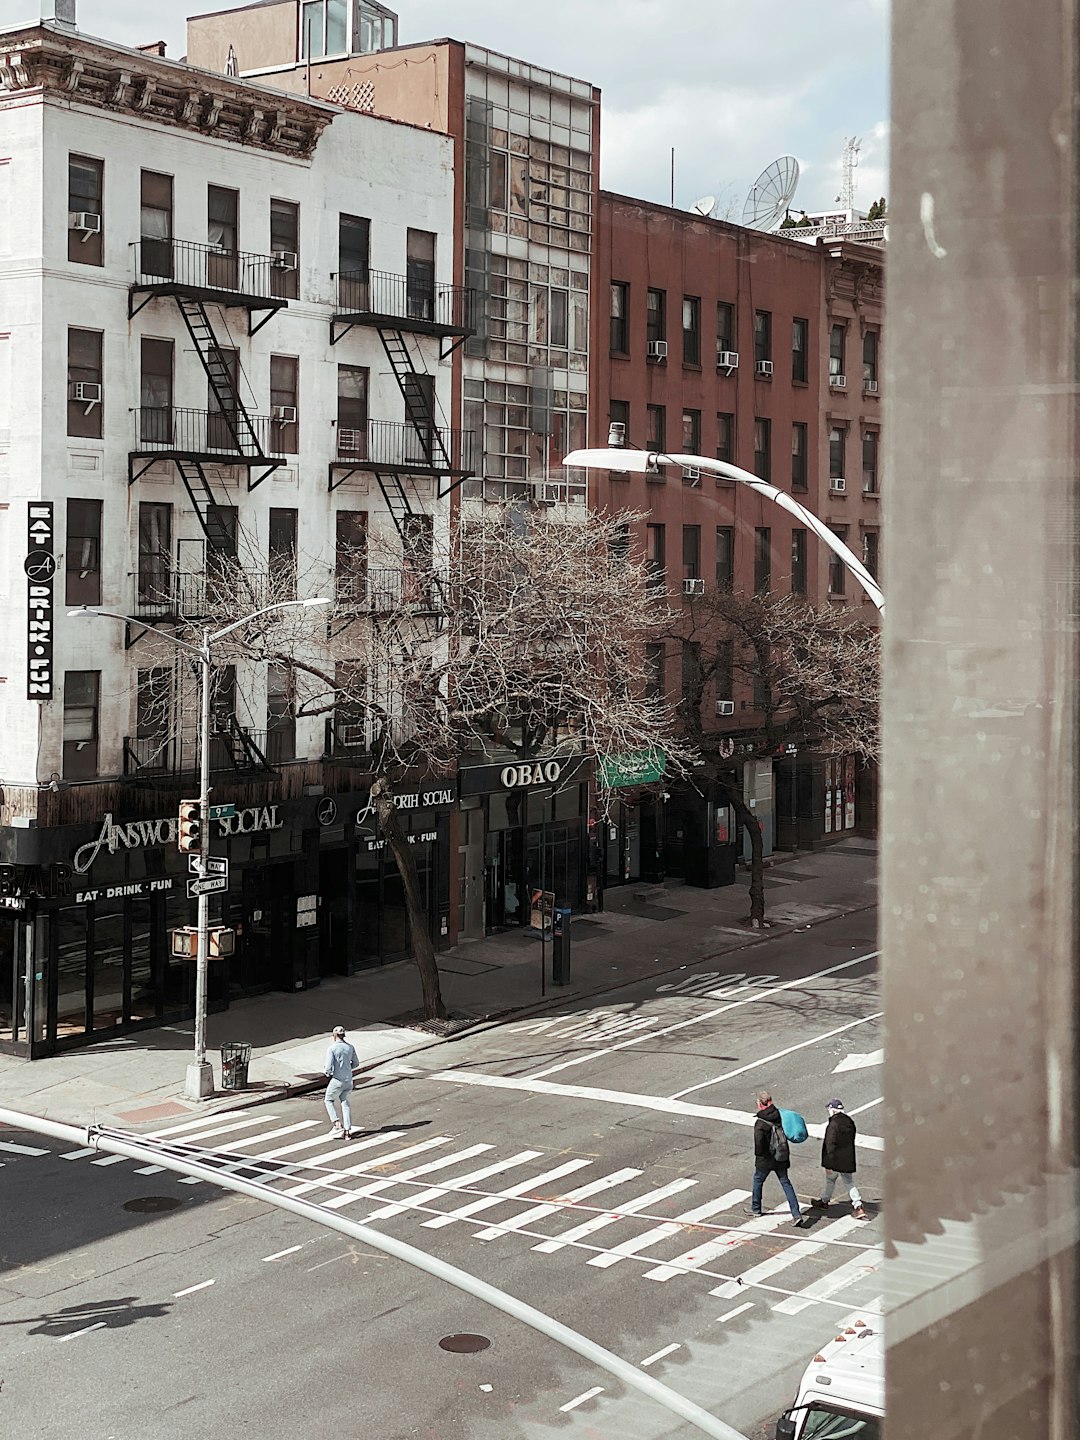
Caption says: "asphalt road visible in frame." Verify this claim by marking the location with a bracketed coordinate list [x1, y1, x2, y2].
[0, 904, 881, 1440]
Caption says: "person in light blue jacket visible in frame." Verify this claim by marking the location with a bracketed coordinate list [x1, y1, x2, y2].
[324, 1025, 360, 1139]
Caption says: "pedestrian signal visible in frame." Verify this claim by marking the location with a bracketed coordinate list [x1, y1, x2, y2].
[178, 800, 202, 854]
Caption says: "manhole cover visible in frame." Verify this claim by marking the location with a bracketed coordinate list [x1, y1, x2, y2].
[123, 1195, 183, 1214]
[439, 1333, 491, 1354]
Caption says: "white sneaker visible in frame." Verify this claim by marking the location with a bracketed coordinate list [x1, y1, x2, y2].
[329, 1125, 343, 1138]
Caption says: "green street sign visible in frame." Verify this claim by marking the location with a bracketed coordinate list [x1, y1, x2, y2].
[208, 803, 237, 820]
[598, 748, 667, 789]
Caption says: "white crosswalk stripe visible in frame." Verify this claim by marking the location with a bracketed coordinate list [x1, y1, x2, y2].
[531, 1177, 698, 1254]
[771, 1246, 884, 1314]
[0, 1140, 50, 1156]
[159, 1115, 279, 1147]
[421, 1158, 591, 1230]
[710, 1215, 864, 1299]
[641, 1199, 808, 1282]
[148, 1110, 251, 1138]
[472, 1167, 644, 1242]
[587, 1189, 749, 1269]
[284, 1136, 452, 1200]
[324, 1144, 493, 1211]
[364, 1149, 545, 1222]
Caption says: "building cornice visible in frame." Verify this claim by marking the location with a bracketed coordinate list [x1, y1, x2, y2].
[0, 24, 332, 158]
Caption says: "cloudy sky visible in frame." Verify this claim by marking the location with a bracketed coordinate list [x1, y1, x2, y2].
[14, 0, 889, 215]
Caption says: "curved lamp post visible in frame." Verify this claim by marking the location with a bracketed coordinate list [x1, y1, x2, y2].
[563, 447, 885, 611]
[70, 597, 329, 1099]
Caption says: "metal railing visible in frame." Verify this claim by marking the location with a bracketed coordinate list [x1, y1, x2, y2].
[335, 419, 474, 472]
[123, 721, 279, 779]
[336, 566, 441, 613]
[335, 268, 474, 331]
[136, 406, 283, 458]
[131, 570, 273, 621]
[134, 238, 292, 300]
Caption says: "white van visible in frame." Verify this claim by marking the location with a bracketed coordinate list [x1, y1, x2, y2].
[774, 1312, 883, 1438]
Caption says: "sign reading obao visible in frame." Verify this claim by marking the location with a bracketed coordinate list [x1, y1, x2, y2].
[500, 760, 562, 788]
[73, 806, 283, 874]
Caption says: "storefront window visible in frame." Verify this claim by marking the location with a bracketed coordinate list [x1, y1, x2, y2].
[92, 904, 126, 1030]
[56, 906, 89, 1039]
[129, 901, 155, 1023]
[0, 914, 17, 1044]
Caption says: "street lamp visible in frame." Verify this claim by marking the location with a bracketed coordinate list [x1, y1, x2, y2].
[563, 447, 885, 611]
[70, 597, 329, 1099]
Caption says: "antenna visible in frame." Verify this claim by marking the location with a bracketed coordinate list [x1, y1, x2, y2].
[225, 44, 239, 77]
[841, 136, 861, 211]
[689, 195, 718, 218]
[742, 156, 800, 231]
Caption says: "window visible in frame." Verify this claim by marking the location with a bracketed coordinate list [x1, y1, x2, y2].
[682, 295, 701, 365]
[270, 355, 299, 454]
[863, 429, 880, 493]
[791, 528, 808, 594]
[301, 0, 348, 57]
[682, 409, 700, 454]
[716, 412, 735, 465]
[717, 639, 734, 704]
[337, 366, 368, 457]
[205, 504, 238, 559]
[63, 670, 99, 779]
[335, 509, 368, 601]
[716, 301, 735, 357]
[862, 529, 880, 581]
[333, 660, 368, 750]
[609, 398, 630, 448]
[65, 499, 101, 606]
[549, 287, 569, 349]
[646, 288, 666, 344]
[644, 643, 665, 701]
[829, 525, 849, 594]
[338, 214, 370, 309]
[716, 527, 734, 590]
[137, 502, 172, 605]
[140, 338, 173, 445]
[646, 404, 666, 452]
[682, 524, 701, 580]
[830, 323, 846, 378]
[140, 170, 173, 279]
[406, 228, 436, 321]
[402, 512, 434, 605]
[136, 667, 171, 761]
[681, 640, 702, 707]
[68, 155, 103, 265]
[830, 426, 847, 483]
[266, 663, 296, 764]
[645, 522, 666, 589]
[754, 309, 772, 364]
[792, 317, 809, 383]
[610, 281, 629, 352]
[754, 417, 771, 481]
[67, 328, 103, 439]
[270, 199, 300, 300]
[269, 508, 298, 600]
[863, 329, 879, 386]
[207, 186, 239, 290]
[791, 422, 808, 491]
[754, 527, 772, 593]
[354, 0, 396, 53]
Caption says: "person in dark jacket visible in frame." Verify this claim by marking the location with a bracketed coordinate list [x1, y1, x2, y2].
[749, 1090, 810, 1225]
[809, 1098, 868, 1219]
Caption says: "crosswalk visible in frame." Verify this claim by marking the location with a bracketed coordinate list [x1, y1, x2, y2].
[21, 1109, 884, 1317]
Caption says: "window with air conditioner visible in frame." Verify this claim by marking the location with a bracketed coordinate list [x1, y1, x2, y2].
[863, 328, 880, 389]
[65, 499, 102, 607]
[63, 670, 100, 780]
[754, 309, 772, 365]
[717, 301, 736, 360]
[646, 288, 666, 346]
[830, 425, 847, 486]
[270, 198, 300, 299]
[682, 524, 701, 583]
[68, 155, 103, 265]
[829, 322, 846, 382]
[67, 328, 103, 439]
[335, 509, 368, 602]
[337, 365, 368, 459]
[271, 355, 299, 454]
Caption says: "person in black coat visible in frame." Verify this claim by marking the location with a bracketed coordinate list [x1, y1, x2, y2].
[749, 1091, 810, 1225]
[808, 1099, 868, 1219]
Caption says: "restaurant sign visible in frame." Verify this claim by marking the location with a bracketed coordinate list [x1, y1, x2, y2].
[597, 748, 667, 789]
[73, 805, 283, 874]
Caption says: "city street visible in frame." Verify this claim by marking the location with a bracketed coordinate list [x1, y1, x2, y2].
[0, 906, 880, 1440]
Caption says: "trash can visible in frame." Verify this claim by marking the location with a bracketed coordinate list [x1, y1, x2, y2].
[552, 907, 572, 986]
[220, 1042, 251, 1091]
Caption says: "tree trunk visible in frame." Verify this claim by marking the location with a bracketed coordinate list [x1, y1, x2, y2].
[721, 777, 768, 927]
[371, 775, 448, 1021]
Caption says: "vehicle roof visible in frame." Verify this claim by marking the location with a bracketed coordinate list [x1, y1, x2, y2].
[795, 1312, 885, 1415]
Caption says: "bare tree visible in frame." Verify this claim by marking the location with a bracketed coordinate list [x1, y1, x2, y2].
[137, 506, 687, 1019]
[665, 588, 880, 926]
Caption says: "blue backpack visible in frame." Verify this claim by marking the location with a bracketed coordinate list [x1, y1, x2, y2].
[779, 1108, 809, 1144]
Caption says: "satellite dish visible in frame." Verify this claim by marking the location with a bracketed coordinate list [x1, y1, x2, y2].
[689, 195, 717, 218]
[742, 156, 800, 231]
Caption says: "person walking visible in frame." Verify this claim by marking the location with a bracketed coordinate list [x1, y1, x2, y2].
[323, 1024, 360, 1139]
[748, 1090, 810, 1226]
[809, 1098, 868, 1219]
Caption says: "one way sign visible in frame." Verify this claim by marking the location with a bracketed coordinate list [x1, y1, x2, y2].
[187, 875, 228, 899]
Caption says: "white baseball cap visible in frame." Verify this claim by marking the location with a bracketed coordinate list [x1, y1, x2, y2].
[333, 1025, 346, 1037]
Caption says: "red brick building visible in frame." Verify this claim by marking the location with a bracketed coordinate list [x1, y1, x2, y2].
[590, 194, 883, 884]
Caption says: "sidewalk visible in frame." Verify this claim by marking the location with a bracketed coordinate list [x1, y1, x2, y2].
[0, 839, 877, 1129]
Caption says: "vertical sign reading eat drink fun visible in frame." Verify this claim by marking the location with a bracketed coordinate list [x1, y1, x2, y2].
[25, 502, 55, 700]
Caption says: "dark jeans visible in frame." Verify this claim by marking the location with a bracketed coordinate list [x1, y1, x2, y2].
[752, 1164, 801, 1220]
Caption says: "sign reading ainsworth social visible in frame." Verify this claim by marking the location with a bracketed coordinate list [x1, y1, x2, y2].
[25, 501, 55, 700]
[73, 805, 283, 874]
[598, 748, 667, 789]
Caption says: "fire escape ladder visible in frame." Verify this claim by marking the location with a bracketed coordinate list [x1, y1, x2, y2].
[175, 457, 230, 544]
[176, 295, 264, 459]
[377, 327, 453, 474]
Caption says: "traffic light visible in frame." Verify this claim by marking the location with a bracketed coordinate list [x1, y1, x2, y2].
[178, 800, 202, 854]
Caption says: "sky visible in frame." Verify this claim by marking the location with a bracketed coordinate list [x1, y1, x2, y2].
[11, 0, 890, 216]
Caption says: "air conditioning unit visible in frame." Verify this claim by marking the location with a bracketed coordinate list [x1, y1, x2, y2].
[681, 467, 701, 484]
[755, 359, 773, 378]
[830, 373, 848, 389]
[864, 378, 879, 393]
[272, 250, 298, 269]
[69, 211, 101, 235]
[830, 476, 847, 492]
[337, 427, 364, 456]
[717, 350, 739, 373]
[72, 382, 102, 403]
[646, 339, 668, 362]
[715, 699, 735, 716]
[682, 577, 705, 595]
[341, 723, 366, 747]
[273, 405, 298, 423]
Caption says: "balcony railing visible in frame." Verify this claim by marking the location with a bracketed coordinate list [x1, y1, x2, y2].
[131, 570, 273, 622]
[135, 406, 283, 459]
[334, 419, 474, 473]
[337, 565, 441, 614]
[335, 268, 474, 333]
[123, 721, 279, 779]
[134, 238, 292, 303]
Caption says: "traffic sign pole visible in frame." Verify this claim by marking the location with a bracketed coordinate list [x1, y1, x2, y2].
[186, 627, 214, 1102]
